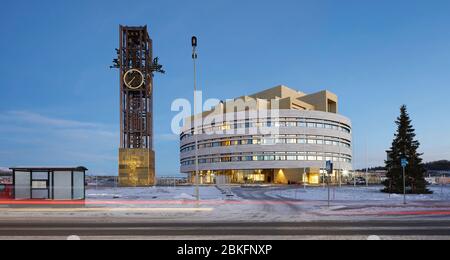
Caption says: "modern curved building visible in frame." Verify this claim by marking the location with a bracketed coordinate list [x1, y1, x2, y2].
[180, 85, 352, 185]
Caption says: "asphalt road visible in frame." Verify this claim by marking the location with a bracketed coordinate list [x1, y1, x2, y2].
[231, 186, 316, 214]
[0, 221, 449, 238]
[0, 187, 448, 239]
[232, 186, 300, 201]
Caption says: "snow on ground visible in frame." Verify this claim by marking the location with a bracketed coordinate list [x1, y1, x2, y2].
[1, 185, 449, 222]
[266, 185, 450, 202]
[87, 186, 225, 201]
[86, 185, 450, 203]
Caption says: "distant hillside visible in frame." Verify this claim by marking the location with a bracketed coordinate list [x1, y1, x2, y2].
[424, 160, 450, 171]
[356, 166, 387, 172]
[357, 160, 450, 172]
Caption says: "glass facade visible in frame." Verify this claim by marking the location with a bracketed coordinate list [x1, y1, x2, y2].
[180, 111, 352, 185]
[180, 117, 351, 141]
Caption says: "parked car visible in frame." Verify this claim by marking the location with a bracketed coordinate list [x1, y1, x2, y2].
[425, 177, 437, 185]
[347, 177, 367, 186]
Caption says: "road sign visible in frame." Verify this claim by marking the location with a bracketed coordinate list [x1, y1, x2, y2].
[326, 161, 334, 175]
[401, 158, 408, 168]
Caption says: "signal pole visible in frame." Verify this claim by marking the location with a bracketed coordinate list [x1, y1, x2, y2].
[401, 158, 408, 205]
[192, 36, 200, 202]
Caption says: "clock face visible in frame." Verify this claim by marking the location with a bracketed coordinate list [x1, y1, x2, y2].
[124, 69, 144, 90]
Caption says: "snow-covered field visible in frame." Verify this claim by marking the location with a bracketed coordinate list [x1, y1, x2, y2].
[266, 185, 450, 203]
[0, 185, 448, 223]
[86, 185, 450, 203]
[87, 186, 228, 201]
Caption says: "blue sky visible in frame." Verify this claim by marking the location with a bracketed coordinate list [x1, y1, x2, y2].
[0, 0, 449, 175]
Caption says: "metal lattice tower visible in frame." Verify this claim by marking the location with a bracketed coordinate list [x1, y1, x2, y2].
[111, 25, 164, 187]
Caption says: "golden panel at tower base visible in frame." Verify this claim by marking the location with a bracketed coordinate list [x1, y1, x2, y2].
[119, 149, 155, 187]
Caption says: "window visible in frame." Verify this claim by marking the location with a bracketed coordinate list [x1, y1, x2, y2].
[32, 181, 48, 189]
[286, 139, 297, 144]
[286, 122, 297, 127]
[276, 139, 286, 144]
[262, 138, 275, 145]
[275, 155, 286, 161]
[264, 156, 275, 161]
[254, 156, 264, 161]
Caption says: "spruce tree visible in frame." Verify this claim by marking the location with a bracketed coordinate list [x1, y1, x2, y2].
[383, 105, 431, 194]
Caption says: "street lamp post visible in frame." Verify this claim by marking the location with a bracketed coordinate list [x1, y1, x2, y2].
[401, 158, 408, 205]
[326, 161, 333, 208]
[192, 36, 200, 202]
[403, 166, 406, 205]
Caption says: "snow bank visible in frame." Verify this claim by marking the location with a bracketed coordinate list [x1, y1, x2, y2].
[266, 186, 450, 202]
[87, 186, 224, 201]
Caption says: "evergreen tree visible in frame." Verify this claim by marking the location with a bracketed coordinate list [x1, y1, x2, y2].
[383, 105, 431, 194]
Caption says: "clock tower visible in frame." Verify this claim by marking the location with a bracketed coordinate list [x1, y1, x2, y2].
[112, 25, 164, 187]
